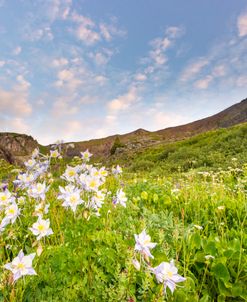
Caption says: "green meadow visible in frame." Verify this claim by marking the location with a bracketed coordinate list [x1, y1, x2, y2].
[0, 124, 246, 301]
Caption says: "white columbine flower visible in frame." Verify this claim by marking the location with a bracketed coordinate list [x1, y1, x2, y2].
[114, 189, 127, 207]
[4, 250, 37, 282]
[24, 158, 37, 169]
[29, 183, 48, 200]
[59, 187, 84, 212]
[81, 150, 92, 162]
[4, 202, 20, 223]
[152, 260, 186, 294]
[0, 189, 14, 208]
[134, 229, 157, 259]
[29, 217, 53, 240]
[50, 149, 60, 158]
[62, 166, 79, 182]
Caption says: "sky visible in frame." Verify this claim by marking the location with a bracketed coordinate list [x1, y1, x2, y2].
[0, 0, 247, 145]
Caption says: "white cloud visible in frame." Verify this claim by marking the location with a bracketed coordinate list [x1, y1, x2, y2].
[108, 86, 139, 112]
[194, 75, 213, 89]
[0, 60, 5, 67]
[52, 97, 78, 117]
[236, 75, 247, 87]
[52, 58, 69, 68]
[135, 73, 147, 81]
[0, 78, 32, 117]
[237, 12, 247, 37]
[99, 22, 126, 41]
[76, 25, 100, 45]
[180, 58, 209, 82]
[94, 75, 107, 85]
[0, 117, 29, 133]
[12, 46, 22, 56]
[89, 48, 114, 65]
[212, 65, 226, 77]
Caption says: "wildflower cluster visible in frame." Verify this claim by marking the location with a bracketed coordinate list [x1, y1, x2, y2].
[133, 230, 186, 295]
[0, 146, 126, 283]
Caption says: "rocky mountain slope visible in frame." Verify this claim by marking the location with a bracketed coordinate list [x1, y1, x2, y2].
[0, 97, 246, 164]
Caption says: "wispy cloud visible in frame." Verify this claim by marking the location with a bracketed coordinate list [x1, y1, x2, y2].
[237, 11, 247, 37]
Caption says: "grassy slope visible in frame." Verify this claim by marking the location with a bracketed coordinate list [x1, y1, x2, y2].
[117, 122, 247, 174]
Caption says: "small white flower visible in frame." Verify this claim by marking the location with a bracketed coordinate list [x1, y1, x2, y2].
[134, 229, 157, 259]
[29, 217, 53, 240]
[217, 206, 225, 211]
[4, 250, 36, 282]
[152, 260, 186, 294]
[205, 255, 215, 260]
[193, 224, 203, 230]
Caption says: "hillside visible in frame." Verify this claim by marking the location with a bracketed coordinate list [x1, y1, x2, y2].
[0, 97, 246, 164]
[120, 122, 247, 174]
[63, 97, 247, 159]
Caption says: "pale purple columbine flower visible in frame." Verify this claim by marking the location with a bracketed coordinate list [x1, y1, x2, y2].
[4, 250, 37, 282]
[152, 260, 186, 294]
[29, 216, 53, 240]
[134, 229, 157, 259]
[112, 165, 123, 176]
[114, 188, 127, 207]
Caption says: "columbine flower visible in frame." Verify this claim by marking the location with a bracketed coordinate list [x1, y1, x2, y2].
[85, 176, 101, 192]
[29, 182, 48, 200]
[134, 229, 157, 259]
[24, 158, 37, 169]
[114, 189, 127, 207]
[29, 217, 53, 240]
[50, 149, 60, 158]
[4, 202, 20, 224]
[4, 250, 36, 282]
[152, 260, 186, 294]
[81, 150, 92, 162]
[0, 189, 14, 208]
[58, 187, 84, 212]
[62, 166, 79, 182]
[112, 165, 122, 175]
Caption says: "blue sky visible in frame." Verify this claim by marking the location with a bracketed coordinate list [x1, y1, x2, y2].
[0, 0, 246, 144]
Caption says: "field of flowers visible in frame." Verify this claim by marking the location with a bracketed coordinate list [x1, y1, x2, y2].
[0, 145, 246, 301]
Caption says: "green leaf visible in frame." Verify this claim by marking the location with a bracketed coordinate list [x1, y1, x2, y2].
[212, 263, 230, 282]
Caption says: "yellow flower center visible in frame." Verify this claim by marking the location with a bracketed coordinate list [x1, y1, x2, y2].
[8, 208, 15, 215]
[38, 224, 45, 231]
[17, 263, 25, 270]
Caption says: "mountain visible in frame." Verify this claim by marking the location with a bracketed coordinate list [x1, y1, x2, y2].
[64, 97, 247, 158]
[0, 97, 246, 164]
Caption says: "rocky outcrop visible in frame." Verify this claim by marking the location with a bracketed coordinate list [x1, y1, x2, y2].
[0, 133, 38, 164]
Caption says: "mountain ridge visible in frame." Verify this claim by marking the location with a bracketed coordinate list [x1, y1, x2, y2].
[0, 97, 246, 163]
